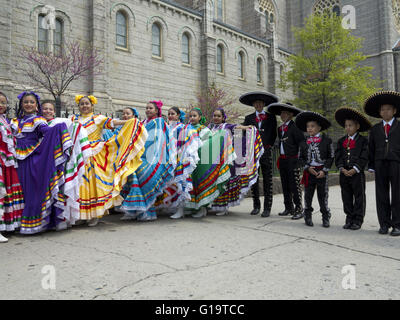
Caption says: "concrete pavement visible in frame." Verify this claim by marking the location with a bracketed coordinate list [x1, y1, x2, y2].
[1, 181, 399, 300]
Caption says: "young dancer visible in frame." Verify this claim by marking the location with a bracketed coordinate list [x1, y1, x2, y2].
[71, 95, 147, 226]
[334, 107, 371, 230]
[295, 111, 334, 228]
[365, 91, 400, 236]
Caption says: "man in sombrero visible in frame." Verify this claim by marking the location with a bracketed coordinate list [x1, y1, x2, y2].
[240, 91, 278, 217]
[334, 107, 371, 231]
[365, 91, 400, 236]
[267, 102, 305, 219]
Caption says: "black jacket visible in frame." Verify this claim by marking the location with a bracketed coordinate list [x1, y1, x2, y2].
[299, 134, 334, 172]
[335, 133, 369, 172]
[278, 120, 305, 157]
[368, 119, 400, 170]
[243, 112, 277, 148]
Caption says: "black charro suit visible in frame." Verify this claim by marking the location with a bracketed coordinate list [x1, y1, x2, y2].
[299, 134, 335, 222]
[278, 120, 305, 213]
[368, 119, 400, 230]
[335, 133, 369, 226]
[243, 112, 277, 212]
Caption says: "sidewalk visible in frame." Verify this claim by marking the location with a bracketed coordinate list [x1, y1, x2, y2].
[1, 181, 399, 300]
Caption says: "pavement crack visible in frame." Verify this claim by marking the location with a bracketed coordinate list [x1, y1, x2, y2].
[91, 238, 300, 299]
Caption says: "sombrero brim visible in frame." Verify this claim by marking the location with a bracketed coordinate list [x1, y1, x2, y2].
[335, 107, 372, 132]
[295, 111, 331, 132]
[364, 91, 400, 118]
[267, 103, 302, 116]
[239, 91, 278, 107]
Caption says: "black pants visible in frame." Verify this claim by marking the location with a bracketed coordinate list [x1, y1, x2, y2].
[340, 171, 366, 226]
[279, 158, 302, 212]
[251, 147, 273, 210]
[375, 160, 400, 229]
[304, 169, 330, 220]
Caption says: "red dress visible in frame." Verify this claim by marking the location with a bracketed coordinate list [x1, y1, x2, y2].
[0, 115, 24, 231]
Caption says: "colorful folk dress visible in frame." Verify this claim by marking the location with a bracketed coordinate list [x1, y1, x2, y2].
[0, 115, 24, 231]
[70, 113, 147, 220]
[10, 115, 72, 234]
[155, 121, 201, 209]
[209, 123, 264, 211]
[47, 118, 92, 227]
[185, 124, 235, 211]
[120, 117, 175, 220]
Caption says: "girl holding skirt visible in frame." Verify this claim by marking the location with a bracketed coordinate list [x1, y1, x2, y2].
[11, 92, 73, 234]
[209, 108, 263, 215]
[156, 107, 201, 219]
[185, 108, 235, 218]
[71, 95, 147, 226]
[41, 100, 92, 228]
[120, 100, 175, 221]
[0, 92, 24, 242]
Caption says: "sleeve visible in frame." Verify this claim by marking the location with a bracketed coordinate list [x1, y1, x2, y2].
[294, 127, 306, 151]
[353, 136, 369, 172]
[334, 138, 344, 171]
[368, 130, 375, 171]
[323, 138, 334, 172]
[243, 115, 250, 126]
[298, 140, 308, 169]
[270, 115, 278, 146]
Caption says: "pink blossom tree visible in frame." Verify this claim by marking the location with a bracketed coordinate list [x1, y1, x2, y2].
[19, 40, 103, 116]
[191, 82, 239, 124]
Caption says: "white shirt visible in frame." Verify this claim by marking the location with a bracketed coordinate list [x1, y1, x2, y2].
[309, 133, 324, 167]
[256, 111, 266, 130]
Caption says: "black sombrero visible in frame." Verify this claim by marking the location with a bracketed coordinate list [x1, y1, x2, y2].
[267, 102, 302, 116]
[239, 91, 279, 107]
[335, 107, 372, 132]
[295, 111, 331, 132]
[364, 91, 400, 118]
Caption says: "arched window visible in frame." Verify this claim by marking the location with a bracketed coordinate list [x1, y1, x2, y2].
[217, 44, 224, 74]
[152, 23, 162, 58]
[259, 0, 276, 26]
[238, 51, 245, 79]
[116, 11, 128, 48]
[216, 0, 224, 21]
[392, 0, 400, 33]
[313, 0, 341, 15]
[332, 5, 341, 16]
[182, 33, 190, 65]
[257, 58, 263, 84]
[38, 14, 48, 53]
[53, 18, 63, 55]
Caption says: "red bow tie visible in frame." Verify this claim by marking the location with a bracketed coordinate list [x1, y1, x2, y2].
[256, 114, 267, 123]
[343, 138, 356, 150]
[280, 124, 288, 132]
[307, 137, 321, 144]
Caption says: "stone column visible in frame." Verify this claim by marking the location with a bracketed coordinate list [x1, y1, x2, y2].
[199, 0, 216, 92]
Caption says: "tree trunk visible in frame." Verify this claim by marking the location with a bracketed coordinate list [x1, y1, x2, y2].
[55, 95, 62, 117]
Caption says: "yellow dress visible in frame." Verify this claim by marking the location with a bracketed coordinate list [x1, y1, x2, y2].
[70, 113, 147, 219]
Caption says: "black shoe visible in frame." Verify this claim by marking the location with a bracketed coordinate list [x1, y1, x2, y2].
[379, 227, 389, 235]
[391, 228, 400, 236]
[251, 208, 260, 215]
[350, 223, 361, 230]
[261, 209, 271, 217]
[322, 219, 330, 228]
[291, 212, 304, 220]
[343, 223, 352, 229]
[305, 218, 313, 227]
[278, 209, 293, 216]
